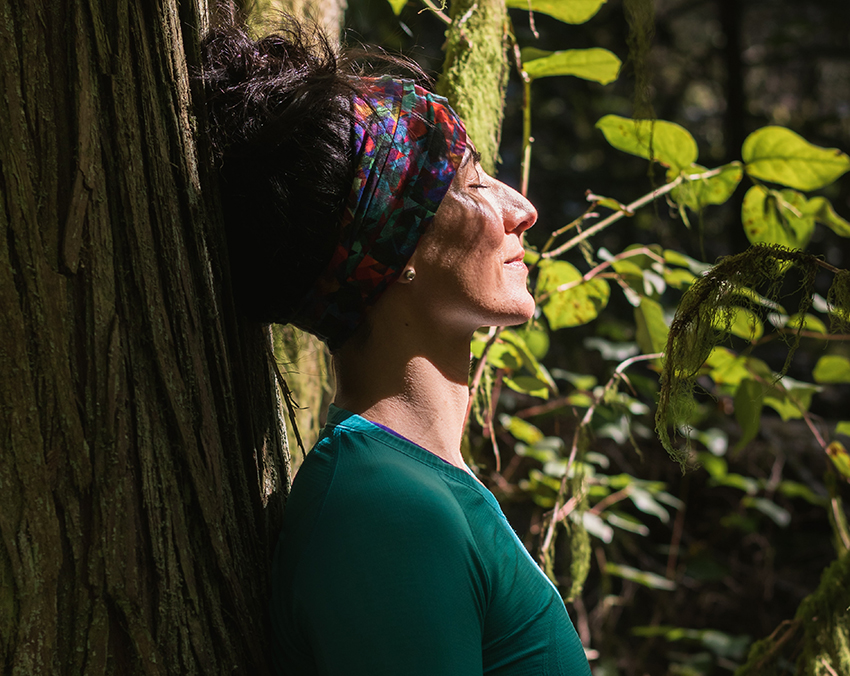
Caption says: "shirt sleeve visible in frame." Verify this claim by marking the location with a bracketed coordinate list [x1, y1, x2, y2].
[293, 452, 488, 676]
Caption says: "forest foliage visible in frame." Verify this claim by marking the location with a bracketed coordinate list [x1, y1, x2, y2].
[340, 0, 850, 673]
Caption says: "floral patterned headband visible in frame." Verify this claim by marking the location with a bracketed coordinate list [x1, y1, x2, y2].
[291, 76, 467, 349]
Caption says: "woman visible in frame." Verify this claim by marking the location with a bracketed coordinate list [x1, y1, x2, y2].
[202, 18, 592, 676]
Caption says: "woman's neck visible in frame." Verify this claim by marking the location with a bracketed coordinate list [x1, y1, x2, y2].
[333, 323, 473, 469]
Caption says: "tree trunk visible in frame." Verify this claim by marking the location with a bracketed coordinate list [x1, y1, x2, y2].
[437, 0, 511, 175]
[0, 1, 288, 673]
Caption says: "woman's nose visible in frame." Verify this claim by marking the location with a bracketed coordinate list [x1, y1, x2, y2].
[498, 180, 537, 234]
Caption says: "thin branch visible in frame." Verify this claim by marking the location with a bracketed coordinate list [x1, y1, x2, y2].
[418, 0, 452, 24]
[465, 326, 502, 425]
[587, 486, 632, 516]
[536, 247, 666, 303]
[541, 167, 725, 259]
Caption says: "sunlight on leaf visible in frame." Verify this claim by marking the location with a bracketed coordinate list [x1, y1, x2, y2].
[506, 0, 606, 24]
[742, 126, 850, 191]
[521, 47, 621, 84]
[741, 185, 815, 249]
[670, 162, 743, 213]
[499, 414, 544, 445]
[734, 379, 765, 451]
[503, 375, 551, 399]
[742, 496, 791, 527]
[813, 354, 850, 383]
[827, 441, 850, 480]
[635, 297, 669, 354]
[786, 313, 827, 334]
[583, 512, 614, 542]
[386, 0, 407, 15]
[596, 115, 698, 172]
[537, 260, 610, 329]
[605, 563, 676, 590]
[711, 306, 763, 342]
[803, 196, 850, 237]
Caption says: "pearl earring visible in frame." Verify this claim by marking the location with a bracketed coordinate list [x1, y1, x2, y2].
[403, 269, 416, 282]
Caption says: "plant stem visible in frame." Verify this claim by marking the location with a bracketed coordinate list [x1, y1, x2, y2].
[520, 78, 532, 197]
[541, 167, 725, 259]
[536, 246, 666, 303]
[418, 0, 452, 23]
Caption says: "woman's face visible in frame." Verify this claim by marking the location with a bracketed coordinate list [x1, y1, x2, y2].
[406, 148, 538, 334]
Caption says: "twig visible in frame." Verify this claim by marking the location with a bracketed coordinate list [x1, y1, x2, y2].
[536, 247, 666, 303]
[820, 657, 839, 676]
[587, 486, 632, 515]
[418, 0, 452, 24]
[541, 167, 726, 259]
[538, 351, 663, 566]
[831, 497, 850, 551]
[465, 326, 502, 425]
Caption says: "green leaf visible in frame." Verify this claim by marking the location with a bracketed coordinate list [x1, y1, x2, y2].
[499, 414, 545, 445]
[697, 452, 728, 479]
[663, 268, 696, 289]
[742, 126, 850, 191]
[634, 297, 669, 354]
[827, 440, 850, 480]
[583, 512, 614, 542]
[777, 480, 828, 506]
[813, 354, 850, 384]
[605, 563, 676, 590]
[742, 496, 791, 527]
[500, 329, 557, 392]
[706, 347, 751, 388]
[712, 306, 764, 341]
[802, 196, 850, 237]
[763, 377, 820, 421]
[605, 512, 649, 535]
[506, 0, 606, 24]
[787, 313, 827, 334]
[596, 115, 698, 172]
[537, 260, 610, 329]
[670, 162, 743, 213]
[514, 325, 550, 359]
[521, 47, 621, 85]
[503, 375, 551, 399]
[836, 421, 850, 438]
[629, 487, 670, 523]
[386, 0, 407, 14]
[712, 473, 759, 495]
[741, 185, 815, 249]
[734, 379, 764, 451]
[485, 342, 523, 371]
[663, 249, 711, 274]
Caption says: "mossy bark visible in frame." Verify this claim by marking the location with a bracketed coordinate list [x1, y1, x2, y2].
[437, 0, 511, 175]
[246, 0, 347, 39]
[0, 1, 287, 673]
[735, 553, 850, 676]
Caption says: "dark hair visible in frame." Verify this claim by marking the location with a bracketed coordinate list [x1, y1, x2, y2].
[200, 18, 359, 323]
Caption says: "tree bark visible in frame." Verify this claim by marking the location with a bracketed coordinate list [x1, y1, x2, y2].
[0, 1, 287, 673]
[437, 0, 511, 175]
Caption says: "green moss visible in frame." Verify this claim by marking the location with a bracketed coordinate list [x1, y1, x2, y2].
[656, 245, 824, 467]
[735, 553, 850, 676]
[437, 0, 510, 174]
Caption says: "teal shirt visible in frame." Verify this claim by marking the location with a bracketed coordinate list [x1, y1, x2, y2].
[271, 406, 592, 676]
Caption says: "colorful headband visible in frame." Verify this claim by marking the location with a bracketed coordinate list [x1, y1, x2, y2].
[290, 76, 467, 349]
